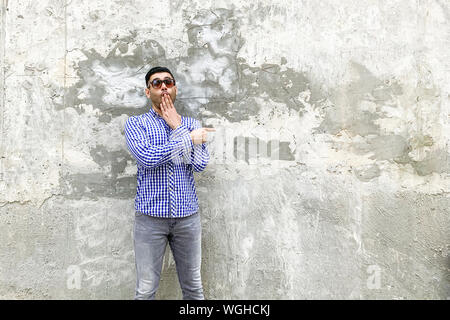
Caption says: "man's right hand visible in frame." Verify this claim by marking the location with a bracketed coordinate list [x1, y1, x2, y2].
[190, 128, 216, 144]
[160, 93, 182, 130]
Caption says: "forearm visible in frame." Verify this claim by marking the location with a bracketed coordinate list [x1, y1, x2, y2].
[191, 143, 210, 172]
[125, 119, 193, 169]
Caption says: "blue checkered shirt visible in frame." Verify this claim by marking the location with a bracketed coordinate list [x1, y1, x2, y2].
[124, 107, 210, 218]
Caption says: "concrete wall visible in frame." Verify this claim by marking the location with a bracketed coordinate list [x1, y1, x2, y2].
[0, 0, 448, 299]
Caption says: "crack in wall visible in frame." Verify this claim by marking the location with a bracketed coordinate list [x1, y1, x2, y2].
[0, 0, 7, 182]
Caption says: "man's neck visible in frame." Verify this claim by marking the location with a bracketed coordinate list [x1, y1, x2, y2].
[152, 104, 163, 117]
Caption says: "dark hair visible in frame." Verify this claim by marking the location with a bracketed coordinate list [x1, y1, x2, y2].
[145, 66, 175, 88]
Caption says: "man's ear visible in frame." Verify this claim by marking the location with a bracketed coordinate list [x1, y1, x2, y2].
[144, 87, 151, 98]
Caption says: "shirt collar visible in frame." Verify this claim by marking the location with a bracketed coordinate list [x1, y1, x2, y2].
[149, 106, 162, 118]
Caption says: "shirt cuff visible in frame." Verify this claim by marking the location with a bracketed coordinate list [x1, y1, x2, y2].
[169, 124, 193, 161]
[169, 123, 189, 141]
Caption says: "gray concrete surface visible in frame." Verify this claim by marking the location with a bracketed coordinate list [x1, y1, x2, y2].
[0, 0, 448, 299]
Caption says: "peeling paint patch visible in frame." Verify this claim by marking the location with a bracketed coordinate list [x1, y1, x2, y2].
[409, 149, 450, 176]
[61, 145, 135, 199]
[60, 8, 324, 124]
[353, 164, 381, 182]
[314, 62, 446, 177]
[353, 135, 410, 161]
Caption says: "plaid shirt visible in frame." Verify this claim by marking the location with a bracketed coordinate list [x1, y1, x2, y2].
[124, 107, 210, 218]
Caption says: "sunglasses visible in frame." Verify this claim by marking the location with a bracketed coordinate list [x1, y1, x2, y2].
[148, 78, 176, 89]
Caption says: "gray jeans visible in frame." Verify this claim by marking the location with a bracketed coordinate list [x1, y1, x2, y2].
[133, 211, 204, 300]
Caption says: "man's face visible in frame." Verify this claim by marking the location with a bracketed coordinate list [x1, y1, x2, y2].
[145, 72, 177, 109]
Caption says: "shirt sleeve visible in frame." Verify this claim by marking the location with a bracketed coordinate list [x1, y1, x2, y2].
[124, 116, 193, 169]
[188, 119, 211, 172]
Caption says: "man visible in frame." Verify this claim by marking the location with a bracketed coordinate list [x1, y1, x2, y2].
[124, 66, 215, 300]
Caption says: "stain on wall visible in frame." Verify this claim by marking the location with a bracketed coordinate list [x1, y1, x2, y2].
[0, 0, 448, 299]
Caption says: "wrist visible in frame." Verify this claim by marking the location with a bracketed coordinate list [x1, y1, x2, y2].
[171, 116, 182, 130]
[171, 120, 183, 130]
